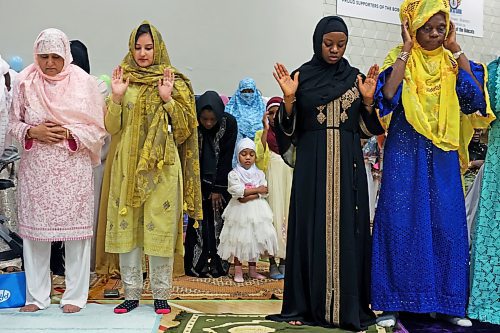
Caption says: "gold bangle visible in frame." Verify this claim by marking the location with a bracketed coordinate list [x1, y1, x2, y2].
[66, 129, 69, 139]
[284, 96, 296, 104]
[397, 51, 410, 62]
[26, 129, 32, 139]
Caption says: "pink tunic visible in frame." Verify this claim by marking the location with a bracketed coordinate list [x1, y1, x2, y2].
[10, 105, 95, 242]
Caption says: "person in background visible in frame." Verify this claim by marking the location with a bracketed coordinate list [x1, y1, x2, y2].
[463, 128, 488, 191]
[225, 78, 266, 165]
[184, 91, 237, 277]
[104, 21, 202, 314]
[9, 28, 106, 313]
[254, 96, 292, 280]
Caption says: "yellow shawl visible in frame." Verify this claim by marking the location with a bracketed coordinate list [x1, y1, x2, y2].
[120, 21, 202, 220]
[380, 0, 494, 172]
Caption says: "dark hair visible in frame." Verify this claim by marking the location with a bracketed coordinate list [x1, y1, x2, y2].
[135, 24, 152, 44]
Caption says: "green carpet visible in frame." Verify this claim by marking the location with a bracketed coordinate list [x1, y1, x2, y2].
[168, 312, 381, 332]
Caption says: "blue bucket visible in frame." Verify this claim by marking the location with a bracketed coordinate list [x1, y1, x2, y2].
[0, 271, 26, 308]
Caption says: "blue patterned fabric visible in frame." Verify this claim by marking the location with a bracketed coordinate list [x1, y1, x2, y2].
[371, 63, 487, 317]
[467, 58, 500, 325]
[224, 78, 265, 139]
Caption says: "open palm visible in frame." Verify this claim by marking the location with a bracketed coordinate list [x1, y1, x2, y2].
[357, 64, 380, 101]
[273, 63, 299, 97]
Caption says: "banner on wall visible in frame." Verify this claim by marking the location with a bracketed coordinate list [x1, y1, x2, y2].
[336, 0, 484, 37]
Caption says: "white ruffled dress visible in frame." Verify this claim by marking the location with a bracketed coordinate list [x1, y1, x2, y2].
[218, 170, 278, 262]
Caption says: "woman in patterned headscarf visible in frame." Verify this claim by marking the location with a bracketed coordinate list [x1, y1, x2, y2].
[9, 28, 106, 313]
[371, 0, 495, 327]
[104, 22, 202, 314]
[467, 58, 500, 325]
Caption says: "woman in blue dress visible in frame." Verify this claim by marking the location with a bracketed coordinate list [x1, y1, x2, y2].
[371, 0, 494, 327]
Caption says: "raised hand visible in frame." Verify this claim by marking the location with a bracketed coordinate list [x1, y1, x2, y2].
[262, 110, 270, 131]
[401, 18, 413, 51]
[444, 21, 461, 53]
[273, 63, 299, 98]
[158, 68, 175, 103]
[111, 66, 129, 104]
[357, 64, 380, 104]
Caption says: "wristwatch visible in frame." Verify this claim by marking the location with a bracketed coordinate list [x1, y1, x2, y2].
[453, 50, 464, 60]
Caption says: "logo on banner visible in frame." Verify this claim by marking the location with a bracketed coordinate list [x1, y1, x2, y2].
[449, 0, 462, 13]
[0, 290, 11, 303]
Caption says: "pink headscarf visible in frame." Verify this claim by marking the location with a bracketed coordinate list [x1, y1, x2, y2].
[13, 28, 106, 165]
[219, 94, 230, 106]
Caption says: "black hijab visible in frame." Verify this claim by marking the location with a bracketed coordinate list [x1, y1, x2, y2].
[70, 40, 90, 74]
[295, 16, 359, 106]
[196, 91, 226, 177]
[197, 91, 225, 133]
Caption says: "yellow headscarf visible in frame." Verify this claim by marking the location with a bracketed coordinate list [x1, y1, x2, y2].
[120, 21, 202, 220]
[380, 0, 494, 173]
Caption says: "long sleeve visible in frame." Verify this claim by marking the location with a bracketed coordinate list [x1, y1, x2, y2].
[213, 115, 237, 194]
[105, 98, 122, 135]
[359, 105, 386, 138]
[375, 67, 403, 118]
[164, 80, 197, 146]
[8, 80, 32, 150]
[254, 129, 270, 172]
[227, 170, 245, 198]
[456, 61, 487, 115]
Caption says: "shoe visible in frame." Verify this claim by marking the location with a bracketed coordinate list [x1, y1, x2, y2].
[431, 313, 472, 327]
[376, 312, 398, 327]
[269, 264, 284, 280]
[233, 265, 244, 283]
[154, 299, 171, 315]
[114, 300, 139, 314]
[249, 265, 266, 280]
[278, 264, 285, 277]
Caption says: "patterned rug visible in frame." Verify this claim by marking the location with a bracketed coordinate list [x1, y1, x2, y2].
[51, 264, 284, 301]
[164, 311, 383, 332]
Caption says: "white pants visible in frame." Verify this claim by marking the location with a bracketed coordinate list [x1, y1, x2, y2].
[119, 247, 174, 300]
[23, 238, 91, 309]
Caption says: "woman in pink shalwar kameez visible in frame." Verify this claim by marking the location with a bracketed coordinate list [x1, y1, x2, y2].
[9, 29, 106, 313]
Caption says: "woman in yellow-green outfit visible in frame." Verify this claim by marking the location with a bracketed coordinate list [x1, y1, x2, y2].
[104, 21, 202, 314]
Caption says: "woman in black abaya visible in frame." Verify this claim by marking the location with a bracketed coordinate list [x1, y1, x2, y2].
[267, 16, 384, 331]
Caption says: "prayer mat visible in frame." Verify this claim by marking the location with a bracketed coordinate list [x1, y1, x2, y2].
[87, 274, 283, 301]
[165, 311, 384, 332]
[394, 313, 500, 333]
[0, 303, 161, 332]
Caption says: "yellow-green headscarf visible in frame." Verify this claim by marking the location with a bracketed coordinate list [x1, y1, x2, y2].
[121, 21, 202, 220]
[380, 0, 494, 173]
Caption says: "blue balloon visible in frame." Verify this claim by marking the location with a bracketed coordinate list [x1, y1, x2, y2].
[8, 56, 24, 72]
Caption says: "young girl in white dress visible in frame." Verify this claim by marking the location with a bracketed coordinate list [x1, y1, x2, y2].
[218, 138, 278, 283]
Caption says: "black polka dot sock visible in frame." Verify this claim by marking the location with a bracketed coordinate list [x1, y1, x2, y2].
[154, 299, 171, 314]
[114, 300, 139, 314]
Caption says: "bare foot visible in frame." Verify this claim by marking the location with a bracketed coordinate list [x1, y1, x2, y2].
[289, 321, 303, 325]
[62, 304, 81, 313]
[20, 304, 40, 312]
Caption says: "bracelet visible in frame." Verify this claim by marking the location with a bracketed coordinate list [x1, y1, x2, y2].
[397, 51, 410, 62]
[26, 129, 32, 139]
[284, 96, 296, 104]
[363, 100, 375, 107]
[452, 50, 464, 60]
[66, 129, 70, 139]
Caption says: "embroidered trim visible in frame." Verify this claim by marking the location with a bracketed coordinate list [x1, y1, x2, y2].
[317, 105, 327, 124]
[359, 115, 374, 137]
[332, 99, 341, 326]
[325, 101, 334, 324]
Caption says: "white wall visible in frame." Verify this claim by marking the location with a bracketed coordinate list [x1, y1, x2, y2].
[324, 0, 500, 73]
[1, 1, 498, 97]
[0, 0, 325, 96]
